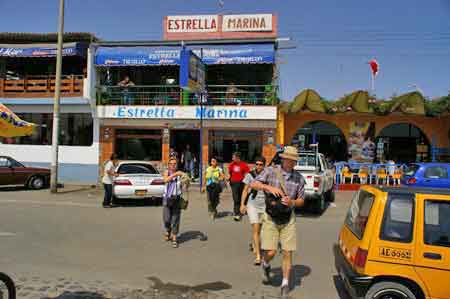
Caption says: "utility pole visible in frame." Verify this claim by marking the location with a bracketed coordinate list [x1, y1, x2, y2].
[50, 0, 65, 193]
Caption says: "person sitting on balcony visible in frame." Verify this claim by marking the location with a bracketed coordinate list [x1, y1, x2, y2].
[225, 82, 244, 105]
[118, 76, 135, 105]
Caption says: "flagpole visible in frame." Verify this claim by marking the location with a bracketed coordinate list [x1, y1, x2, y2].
[371, 72, 375, 95]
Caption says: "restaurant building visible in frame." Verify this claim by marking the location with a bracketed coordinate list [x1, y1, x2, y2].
[95, 14, 280, 174]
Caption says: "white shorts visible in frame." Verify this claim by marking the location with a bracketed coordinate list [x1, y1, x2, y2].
[247, 205, 265, 224]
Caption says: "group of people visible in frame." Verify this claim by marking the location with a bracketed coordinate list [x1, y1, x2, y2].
[101, 146, 306, 298]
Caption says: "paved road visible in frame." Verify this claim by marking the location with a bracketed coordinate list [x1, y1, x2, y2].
[0, 186, 354, 299]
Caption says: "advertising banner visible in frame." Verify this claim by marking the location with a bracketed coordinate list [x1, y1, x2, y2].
[179, 48, 205, 93]
[0, 43, 84, 57]
[348, 121, 375, 162]
[166, 15, 219, 33]
[0, 104, 35, 137]
[222, 14, 273, 32]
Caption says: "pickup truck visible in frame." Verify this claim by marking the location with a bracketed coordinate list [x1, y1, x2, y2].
[271, 149, 335, 214]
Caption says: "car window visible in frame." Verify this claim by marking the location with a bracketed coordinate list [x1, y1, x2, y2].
[380, 194, 414, 243]
[117, 163, 158, 174]
[404, 164, 420, 176]
[297, 155, 316, 167]
[345, 190, 375, 240]
[0, 158, 11, 167]
[424, 200, 450, 248]
[424, 166, 448, 179]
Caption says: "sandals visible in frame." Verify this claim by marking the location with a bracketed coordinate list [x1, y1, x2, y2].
[172, 240, 178, 248]
[254, 257, 261, 266]
[164, 232, 170, 242]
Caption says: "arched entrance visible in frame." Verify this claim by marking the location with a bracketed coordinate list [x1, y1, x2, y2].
[292, 121, 347, 161]
[376, 123, 430, 163]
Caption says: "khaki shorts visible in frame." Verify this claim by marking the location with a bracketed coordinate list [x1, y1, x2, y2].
[261, 212, 297, 251]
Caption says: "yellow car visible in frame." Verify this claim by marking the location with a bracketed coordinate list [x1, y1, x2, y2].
[334, 186, 450, 299]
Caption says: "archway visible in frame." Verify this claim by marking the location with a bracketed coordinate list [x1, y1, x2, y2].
[291, 120, 347, 162]
[376, 123, 430, 163]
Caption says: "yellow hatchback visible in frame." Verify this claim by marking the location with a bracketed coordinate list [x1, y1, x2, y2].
[334, 186, 450, 299]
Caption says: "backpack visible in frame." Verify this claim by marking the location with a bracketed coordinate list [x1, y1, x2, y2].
[264, 168, 293, 225]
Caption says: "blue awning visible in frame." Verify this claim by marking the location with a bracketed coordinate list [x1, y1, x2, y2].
[94, 43, 275, 66]
[94, 46, 180, 66]
[189, 43, 275, 65]
[0, 42, 86, 57]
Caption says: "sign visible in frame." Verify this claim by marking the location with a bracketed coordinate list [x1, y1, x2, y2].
[222, 14, 272, 32]
[97, 105, 277, 120]
[95, 46, 180, 66]
[179, 48, 205, 92]
[348, 121, 376, 162]
[0, 104, 35, 137]
[0, 43, 84, 57]
[190, 43, 275, 64]
[166, 15, 219, 33]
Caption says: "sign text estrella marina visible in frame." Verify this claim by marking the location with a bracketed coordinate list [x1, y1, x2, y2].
[114, 106, 249, 119]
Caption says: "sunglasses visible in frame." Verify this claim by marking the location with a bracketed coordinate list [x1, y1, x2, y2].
[255, 162, 264, 166]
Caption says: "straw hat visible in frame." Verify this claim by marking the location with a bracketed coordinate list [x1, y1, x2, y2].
[279, 146, 300, 161]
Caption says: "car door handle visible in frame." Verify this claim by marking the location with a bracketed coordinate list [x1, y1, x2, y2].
[423, 252, 442, 260]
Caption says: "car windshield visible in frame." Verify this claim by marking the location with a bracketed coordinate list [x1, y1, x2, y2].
[404, 164, 420, 176]
[117, 163, 158, 175]
[297, 155, 317, 167]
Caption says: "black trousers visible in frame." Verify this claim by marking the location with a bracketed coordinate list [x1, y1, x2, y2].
[230, 182, 245, 215]
[207, 183, 221, 214]
[103, 183, 113, 206]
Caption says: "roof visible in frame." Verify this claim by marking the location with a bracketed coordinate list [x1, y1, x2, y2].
[376, 186, 450, 196]
[407, 162, 450, 167]
[93, 37, 277, 47]
[0, 32, 99, 44]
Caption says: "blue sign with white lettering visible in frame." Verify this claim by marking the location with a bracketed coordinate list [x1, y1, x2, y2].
[95, 46, 180, 66]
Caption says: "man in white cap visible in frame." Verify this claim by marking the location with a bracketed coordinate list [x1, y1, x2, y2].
[250, 146, 305, 299]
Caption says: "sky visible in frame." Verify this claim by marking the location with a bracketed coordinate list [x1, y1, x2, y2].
[0, 0, 449, 101]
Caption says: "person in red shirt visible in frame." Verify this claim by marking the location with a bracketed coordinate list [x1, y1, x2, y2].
[228, 152, 250, 221]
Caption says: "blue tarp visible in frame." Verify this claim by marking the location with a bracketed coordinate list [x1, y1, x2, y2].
[94, 43, 275, 66]
[0, 42, 86, 57]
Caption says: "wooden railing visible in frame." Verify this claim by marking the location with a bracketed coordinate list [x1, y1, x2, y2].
[0, 75, 84, 98]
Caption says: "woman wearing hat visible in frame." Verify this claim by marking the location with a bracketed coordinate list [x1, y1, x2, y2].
[250, 146, 306, 299]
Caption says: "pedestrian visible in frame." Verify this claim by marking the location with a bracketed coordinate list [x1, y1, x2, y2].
[240, 156, 266, 265]
[250, 146, 305, 299]
[228, 152, 250, 221]
[102, 153, 119, 208]
[117, 75, 135, 105]
[181, 144, 193, 177]
[202, 157, 225, 220]
[169, 147, 178, 161]
[162, 157, 186, 248]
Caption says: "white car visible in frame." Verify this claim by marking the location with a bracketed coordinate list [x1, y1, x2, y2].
[112, 161, 165, 202]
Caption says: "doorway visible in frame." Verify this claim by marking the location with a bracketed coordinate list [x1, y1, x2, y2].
[170, 129, 200, 175]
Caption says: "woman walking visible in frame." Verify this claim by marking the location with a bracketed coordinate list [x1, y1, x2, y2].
[240, 157, 266, 265]
[202, 157, 225, 220]
[162, 157, 186, 248]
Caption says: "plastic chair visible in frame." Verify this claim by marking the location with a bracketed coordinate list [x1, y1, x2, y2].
[391, 168, 403, 185]
[341, 166, 353, 184]
[356, 166, 370, 185]
[376, 168, 388, 185]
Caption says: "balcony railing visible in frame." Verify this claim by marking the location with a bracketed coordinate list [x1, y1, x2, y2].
[96, 84, 278, 106]
[0, 75, 84, 98]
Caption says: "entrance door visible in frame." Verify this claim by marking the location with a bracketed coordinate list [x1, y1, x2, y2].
[170, 130, 200, 175]
[414, 195, 450, 299]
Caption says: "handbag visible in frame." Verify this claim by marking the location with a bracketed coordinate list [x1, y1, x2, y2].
[166, 177, 188, 209]
[264, 168, 292, 225]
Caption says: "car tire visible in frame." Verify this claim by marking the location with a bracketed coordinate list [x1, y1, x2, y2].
[313, 194, 326, 214]
[365, 281, 416, 299]
[326, 189, 335, 203]
[28, 176, 45, 190]
[0, 272, 16, 299]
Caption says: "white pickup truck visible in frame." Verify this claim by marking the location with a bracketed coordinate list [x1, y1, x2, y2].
[271, 149, 335, 214]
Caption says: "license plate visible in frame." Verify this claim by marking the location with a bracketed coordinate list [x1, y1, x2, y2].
[135, 190, 147, 196]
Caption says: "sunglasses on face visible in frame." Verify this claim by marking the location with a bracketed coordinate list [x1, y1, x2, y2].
[255, 163, 264, 166]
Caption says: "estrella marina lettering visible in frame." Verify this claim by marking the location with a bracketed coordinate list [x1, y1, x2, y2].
[195, 107, 248, 119]
[116, 107, 176, 118]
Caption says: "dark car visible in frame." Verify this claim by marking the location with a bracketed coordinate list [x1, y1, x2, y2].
[0, 156, 50, 189]
[401, 163, 450, 189]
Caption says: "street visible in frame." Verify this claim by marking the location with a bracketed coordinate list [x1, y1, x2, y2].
[0, 186, 354, 299]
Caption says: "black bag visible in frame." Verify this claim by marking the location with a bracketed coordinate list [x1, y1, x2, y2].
[166, 177, 188, 209]
[264, 193, 292, 225]
[207, 182, 222, 194]
[244, 170, 258, 205]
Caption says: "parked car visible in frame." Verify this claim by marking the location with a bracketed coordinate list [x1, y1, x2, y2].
[0, 156, 50, 189]
[401, 163, 450, 189]
[271, 148, 335, 214]
[112, 161, 165, 202]
[335, 185, 450, 299]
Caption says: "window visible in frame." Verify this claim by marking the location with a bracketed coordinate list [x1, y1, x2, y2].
[0, 157, 11, 167]
[380, 194, 415, 243]
[115, 129, 162, 161]
[297, 155, 317, 167]
[424, 166, 448, 179]
[345, 190, 375, 239]
[0, 113, 93, 146]
[117, 163, 158, 175]
[424, 200, 450, 248]
[209, 130, 263, 163]
[404, 164, 420, 176]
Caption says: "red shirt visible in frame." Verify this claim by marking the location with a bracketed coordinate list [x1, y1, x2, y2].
[228, 161, 250, 183]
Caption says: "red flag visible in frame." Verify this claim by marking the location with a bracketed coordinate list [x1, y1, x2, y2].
[369, 59, 379, 76]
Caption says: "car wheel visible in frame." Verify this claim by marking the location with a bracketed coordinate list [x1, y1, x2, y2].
[313, 194, 326, 214]
[0, 272, 16, 299]
[327, 189, 335, 203]
[28, 176, 45, 190]
[365, 281, 416, 299]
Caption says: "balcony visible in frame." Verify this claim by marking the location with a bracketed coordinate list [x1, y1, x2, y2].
[0, 75, 84, 98]
[96, 84, 278, 106]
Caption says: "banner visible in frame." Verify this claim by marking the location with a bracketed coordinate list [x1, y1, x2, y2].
[179, 48, 205, 92]
[348, 121, 375, 162]
[0, 104, 35, 137]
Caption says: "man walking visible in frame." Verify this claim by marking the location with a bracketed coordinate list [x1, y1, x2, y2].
[102, 153, 119, 208]
[228, 152, 249, 221]
[181, 145, 193, 177]
[250, 146, 305, 298]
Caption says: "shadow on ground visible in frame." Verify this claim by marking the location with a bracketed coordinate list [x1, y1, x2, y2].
[333, 275, 351, 299]
[42, 291, 107, 299]
[0, 186, 32, 192]
[178, 230, 208, 243]
[270, 264, 312, 290]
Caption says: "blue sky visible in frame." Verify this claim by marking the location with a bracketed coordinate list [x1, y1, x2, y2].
[0, 0, 449, 101]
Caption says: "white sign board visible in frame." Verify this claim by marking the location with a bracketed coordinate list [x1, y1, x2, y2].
[166, 15, 219, 33]
[97, 105, 277, 120]
[222, 14, 273, 32]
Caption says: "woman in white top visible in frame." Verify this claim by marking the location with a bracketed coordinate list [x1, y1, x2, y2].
[162, 157, 186, 248]
[240, 156, 267, 265]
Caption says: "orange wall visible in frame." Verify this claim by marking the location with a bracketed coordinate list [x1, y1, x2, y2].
[283, 112, 450, 148]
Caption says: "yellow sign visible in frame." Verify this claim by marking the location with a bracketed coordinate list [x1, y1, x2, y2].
[0, 104, 35, 137]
